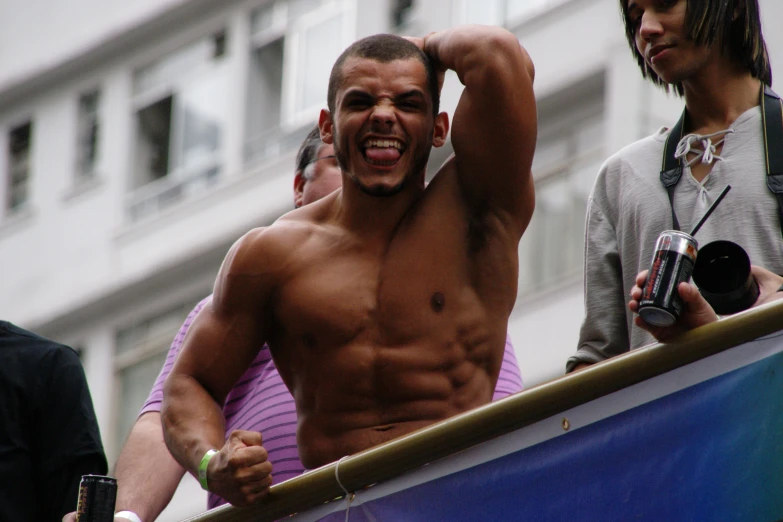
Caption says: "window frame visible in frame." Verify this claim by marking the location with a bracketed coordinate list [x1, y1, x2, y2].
[112, 297, 203, 454]
[454, 0, 569, 27]
[249, 0, 289, 48]
[280, 0, 356, 129]
[127, 30, 231, 221]
[74, 87, 102, 183]
[515, 99, 606, 299]
[5, 119, 34, 216]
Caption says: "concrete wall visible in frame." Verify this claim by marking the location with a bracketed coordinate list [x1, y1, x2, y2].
[0, 0, 189, 89]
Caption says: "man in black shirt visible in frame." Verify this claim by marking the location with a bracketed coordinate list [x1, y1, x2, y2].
[0, 321, 107, 521]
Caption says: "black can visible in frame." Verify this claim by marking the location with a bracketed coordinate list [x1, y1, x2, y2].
[75, 475, 117, 522]
[638, 230, 699, 327]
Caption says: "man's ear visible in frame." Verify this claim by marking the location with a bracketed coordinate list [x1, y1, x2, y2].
[319, 109, 334, 144]
[293, 172, 306, 208]
[432, 112, 449, 148]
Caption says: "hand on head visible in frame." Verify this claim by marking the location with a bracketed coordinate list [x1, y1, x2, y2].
[207, 430, 273, 507]
[401, 35, 424, 50]
[628, 270, 719, 342]
[402, 34, 446, 94]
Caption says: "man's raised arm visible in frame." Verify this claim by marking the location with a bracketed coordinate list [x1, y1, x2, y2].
[161, 229, 275, 507]
[424, 25, 536, 235]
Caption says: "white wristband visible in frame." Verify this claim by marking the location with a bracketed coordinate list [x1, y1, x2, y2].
[115, 511, 143, 522]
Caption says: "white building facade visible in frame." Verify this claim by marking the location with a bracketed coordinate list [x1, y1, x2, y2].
[1, 0, 781, 519]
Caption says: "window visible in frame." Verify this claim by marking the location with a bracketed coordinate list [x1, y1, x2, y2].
[246, 37, 285, 164]
[129, 32, 229, 221]
[245, 0, 355, 166]
[292, 9, 346, 117]
[114, 299, 200, 453]
[391, 0, 414, 27]
[76, 89, 101, 180]
[517, 76, 606, 297]
[504, 0, 549, 23]
[135, 96, 173, 185]
[6, 121, 32, 214]
[455, 0, 563, 26]
[457, 0, 502, 25]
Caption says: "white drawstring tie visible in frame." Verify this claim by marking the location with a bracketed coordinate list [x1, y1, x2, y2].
[674, 128, 734, 167]
[674, 128, 733, 215]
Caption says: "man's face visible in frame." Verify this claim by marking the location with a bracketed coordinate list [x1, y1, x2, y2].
[626, 0, 715, 85]
[321, 56, 447, 197]
[295, 143, 342, 207]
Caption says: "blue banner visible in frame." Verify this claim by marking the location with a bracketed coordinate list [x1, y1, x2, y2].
[291, 331, 783, 522]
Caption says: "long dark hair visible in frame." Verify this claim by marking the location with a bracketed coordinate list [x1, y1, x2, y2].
[619, 0, 772, 95]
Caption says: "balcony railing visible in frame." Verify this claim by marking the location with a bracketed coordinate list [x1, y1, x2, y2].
[180, 298, 783, 521]
[126, 155, 221, 222]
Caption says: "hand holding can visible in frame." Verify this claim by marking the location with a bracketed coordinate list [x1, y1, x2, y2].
[630, 269, 720, 342]
[638, 185, 732, 327]
[637, 230, 699, 326]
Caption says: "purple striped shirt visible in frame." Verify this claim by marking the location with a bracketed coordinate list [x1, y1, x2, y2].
[142, 296, 523, 508]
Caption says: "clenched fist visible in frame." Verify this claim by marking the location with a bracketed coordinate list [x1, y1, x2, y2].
[206, 430, 273, 506]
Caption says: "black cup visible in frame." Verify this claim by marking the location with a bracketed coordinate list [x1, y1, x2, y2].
[692, 240, 759, 315]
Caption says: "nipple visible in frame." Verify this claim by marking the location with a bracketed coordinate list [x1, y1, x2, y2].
[431, 292, 445, 313]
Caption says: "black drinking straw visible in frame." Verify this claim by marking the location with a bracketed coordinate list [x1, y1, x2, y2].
[689, 185, 731, 237]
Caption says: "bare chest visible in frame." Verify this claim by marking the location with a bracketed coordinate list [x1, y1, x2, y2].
[273, 226, 481, 348]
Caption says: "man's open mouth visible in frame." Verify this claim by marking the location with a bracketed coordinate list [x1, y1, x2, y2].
[361, 138, 405, 167]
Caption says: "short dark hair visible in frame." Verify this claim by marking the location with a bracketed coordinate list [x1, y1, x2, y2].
[327, 34, 440, 117]
[619, 0, 772, 95]
[295, 126, 323, 180]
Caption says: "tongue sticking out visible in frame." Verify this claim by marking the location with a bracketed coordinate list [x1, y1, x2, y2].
[364, 147, 402, 163]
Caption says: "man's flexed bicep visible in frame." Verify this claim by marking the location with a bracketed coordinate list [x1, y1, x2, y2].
[200, 233, 275, 395]
[161, 227, 277, 505]
[426, 26, 536, 236]
[169, 228, 273, 405]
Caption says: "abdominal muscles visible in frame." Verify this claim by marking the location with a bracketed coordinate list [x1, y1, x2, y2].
[293, 334, 497, 469]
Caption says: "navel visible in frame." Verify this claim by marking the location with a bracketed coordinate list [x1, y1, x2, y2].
[431, 292, 445, 313]
[302, 333, 316, 348]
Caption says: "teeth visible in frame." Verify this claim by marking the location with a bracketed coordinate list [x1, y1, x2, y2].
[363, 139, 403, 150]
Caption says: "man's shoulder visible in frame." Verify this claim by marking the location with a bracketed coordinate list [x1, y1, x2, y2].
[603, 128, 668, 172]
[255, 213, 329, 250]
[225, 215, 331, 277]
[588, 128, 670, 218]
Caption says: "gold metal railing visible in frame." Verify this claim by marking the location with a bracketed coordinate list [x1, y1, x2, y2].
[183, 298, 783, 522]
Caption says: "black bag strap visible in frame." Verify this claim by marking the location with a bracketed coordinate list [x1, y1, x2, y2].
[660, 110, 687, 231]
[761, 86, 783, 238]
[661, 85, 783, 236]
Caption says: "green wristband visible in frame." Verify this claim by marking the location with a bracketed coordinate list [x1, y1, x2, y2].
[198, 449, 218, 491]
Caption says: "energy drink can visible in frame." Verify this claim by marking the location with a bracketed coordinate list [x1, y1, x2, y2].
[638, 230, 698, 327]
[75, 475, 117, 522]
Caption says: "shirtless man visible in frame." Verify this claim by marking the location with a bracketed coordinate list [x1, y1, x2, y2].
[162, 26, 536, 507]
